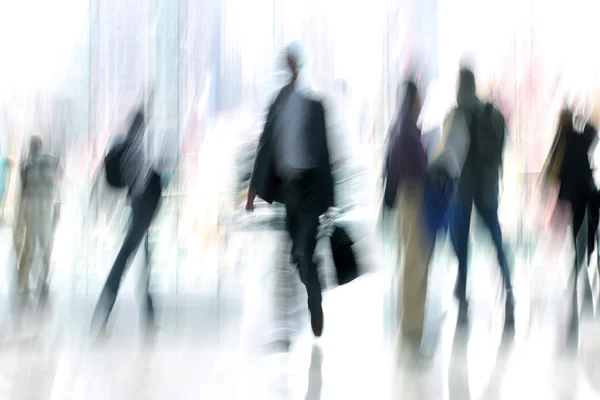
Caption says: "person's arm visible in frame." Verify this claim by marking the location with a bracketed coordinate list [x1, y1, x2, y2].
[246, 130, 266, 211]
[19, 159, 27, 195]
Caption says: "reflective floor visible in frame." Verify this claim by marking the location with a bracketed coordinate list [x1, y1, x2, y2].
[1, 211, 600, 399]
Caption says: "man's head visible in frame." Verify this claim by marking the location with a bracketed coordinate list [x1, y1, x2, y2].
[457, 67, 477, 107]
[283, 41, 306, 83]
[28, 134, 43, 157]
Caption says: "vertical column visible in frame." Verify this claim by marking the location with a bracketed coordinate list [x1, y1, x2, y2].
[88, 0, 100, 158]
[153, 0, 180, 164]
[413, 0, 439, 88]
[215, 0, 243, 111]
[82, 0, 98, 297]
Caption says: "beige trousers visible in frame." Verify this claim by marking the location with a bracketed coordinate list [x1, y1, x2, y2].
[396, 183, 430, 340]
[15, 196, 55, 292]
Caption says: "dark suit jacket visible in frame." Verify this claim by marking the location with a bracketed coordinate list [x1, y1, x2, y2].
[249, 86, 334, 214]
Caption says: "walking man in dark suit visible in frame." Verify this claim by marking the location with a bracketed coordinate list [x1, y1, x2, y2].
[246, 42, 334, 337]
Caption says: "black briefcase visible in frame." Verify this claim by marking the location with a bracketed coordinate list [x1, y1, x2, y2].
[330, 226, 359, 286]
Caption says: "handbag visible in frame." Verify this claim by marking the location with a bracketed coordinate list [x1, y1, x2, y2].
[319, 209, 361, 286]
[330, 226, 359, 286]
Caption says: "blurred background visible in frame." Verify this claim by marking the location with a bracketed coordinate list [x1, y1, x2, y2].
[3, 0, 600, 295]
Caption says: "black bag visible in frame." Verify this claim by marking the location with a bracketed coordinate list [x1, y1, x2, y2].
[330, 226, 359, 286]
[104, 143, 127, 188]
[473, 102, 506, 166]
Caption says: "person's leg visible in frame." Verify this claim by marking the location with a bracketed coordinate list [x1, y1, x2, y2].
[450, 195, 473, 303]
[17, 200, 35, 294]
[35, 200, 55, 296]
[17, 231, 34, 294]
[141, 234, 155, 323]
[285, 197, 299, 265]
[474, 194, 511, 291]
[284, 176, 323, 337]
[571, 198, 586, 249]
[396, 183, 429, 341]
[296, 208, 322, 335]
[91, 198, 153, 331]
[140, 184, 161, 326]
[474, 192, 515, 327]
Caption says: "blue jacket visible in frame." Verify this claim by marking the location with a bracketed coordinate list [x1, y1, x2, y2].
[423, 167, 456, 237]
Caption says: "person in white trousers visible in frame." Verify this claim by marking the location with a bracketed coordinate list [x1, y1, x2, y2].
[16, 134, 61, 300]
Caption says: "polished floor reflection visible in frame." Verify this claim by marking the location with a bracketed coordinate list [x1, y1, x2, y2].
[1, 213, 600, 399]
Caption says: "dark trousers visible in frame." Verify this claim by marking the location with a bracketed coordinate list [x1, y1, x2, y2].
[571, 191, 599, 262]
[451, 188, 511, 301]
[92, 173, 162, 328]
[282, 171, 323, 318]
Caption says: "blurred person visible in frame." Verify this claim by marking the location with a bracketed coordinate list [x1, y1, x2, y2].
[91, 101, 164, 337]
[16, 134, 61, 300]
[246, 42, 334, 338]
[449, 68, 513, 328]
[555, 106, 599, 262]
[382, 80, 428, 349]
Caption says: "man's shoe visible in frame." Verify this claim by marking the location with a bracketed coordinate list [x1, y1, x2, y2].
[311, 311, 324, 337]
